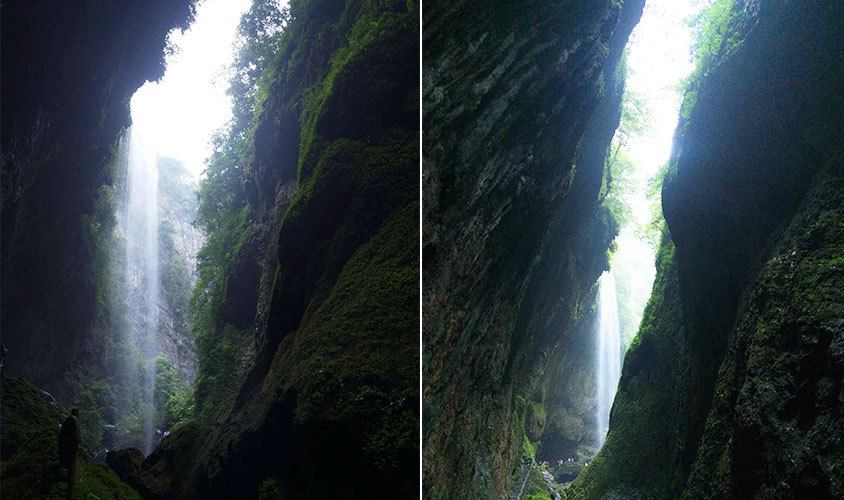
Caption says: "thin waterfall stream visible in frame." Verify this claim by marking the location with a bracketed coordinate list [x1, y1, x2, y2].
[595, 271, 622, 448]
[107, 0, 247, 455]
[589, 0, 701, 455]
[120, 118, 161, 455]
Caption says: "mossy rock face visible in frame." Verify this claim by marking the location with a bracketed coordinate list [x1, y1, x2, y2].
[572, 2, 844, 499]
[522, 465, 563, 500]
[422, 0, 644, 497]
[135, 0, 420, 497]
[682, 167, 844, 498]
[525, 401, 548, 441]
[0, 377, 141, 500]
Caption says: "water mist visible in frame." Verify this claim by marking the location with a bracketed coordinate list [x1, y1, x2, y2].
[120, 117, 161, 455]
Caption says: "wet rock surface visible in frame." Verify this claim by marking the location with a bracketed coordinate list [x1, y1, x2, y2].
[422, 0, 644, 498]
[571, 2, 844, 498]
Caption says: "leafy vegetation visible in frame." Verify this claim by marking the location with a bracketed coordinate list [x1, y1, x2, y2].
[176, 0, 419, 495]
[152, 356, 193, 430]
[687, 0, 743, 74]
[601, 54, 652, 234]
[635, 161, 668, 249]
[569, 234, 686, 499]
[190, 0, 290, 422]
[677, 0, 744, 122]
[523, 434, 538, 463]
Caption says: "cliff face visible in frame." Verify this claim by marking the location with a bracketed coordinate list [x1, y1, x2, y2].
[123, 0, 420, 497]
[156, 157, 201, 384]
[1, 0, 195, 399]
[422, 1, 644, 498]
[572, 1, 844, 498]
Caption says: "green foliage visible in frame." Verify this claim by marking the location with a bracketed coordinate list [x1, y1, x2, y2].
[285, 201, 419, 475]
[72, 390, 105, 451]
[523, 466, 556, 500]
[165, 390, 195, 430]
[524, 434, 538, 463]
[612, 247, 654, 348]
[75, 141, 139, 451]
[157, 157, 199, 340]
[614, 57, 653, 151]
[76, 461, 143, 500]
[192, 323, 251, 421]
[159, 220, 192, 327]
[602, 148, 635, 230]
[190, 200, 251, 420]
[153, 356, 192, 430]
[158, 156, 198, 223]
[602, 57, 652, 233]
[192, 49, 257, 419]
[687, 0, 743, 73]
[634, 161, 668, 250]
[186, 3, 418, 494]
[677, 0, 745, 125]
[569, 234, 685, 499]
[189, 1, 291, 423]
[228, 0, 291, 135]
[296, 0, 413, 182]
[113, 410, 148, 450]
[513, 395, 539, 466]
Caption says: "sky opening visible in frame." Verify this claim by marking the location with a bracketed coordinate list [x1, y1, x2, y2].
[611, 0, 705, 346]
[129, 0, 253, 179]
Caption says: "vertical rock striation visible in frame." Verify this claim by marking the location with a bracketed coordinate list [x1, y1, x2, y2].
[422, 1, 644, 497]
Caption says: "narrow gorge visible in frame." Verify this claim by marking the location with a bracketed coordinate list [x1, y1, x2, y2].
[423, 0, 844, 499]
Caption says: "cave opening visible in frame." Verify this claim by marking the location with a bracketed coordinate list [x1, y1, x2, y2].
[110, 0, 251, 455]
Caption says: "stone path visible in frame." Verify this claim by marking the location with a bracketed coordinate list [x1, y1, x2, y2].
[508, 462, 532, 500]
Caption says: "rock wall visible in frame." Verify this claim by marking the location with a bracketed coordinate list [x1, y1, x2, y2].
[571, 1, 844, 498]
[156, 156, 201, 384]
[122, 0, 420, 497]
[1, 0, 195, 400]
[422, 1, 644, 498]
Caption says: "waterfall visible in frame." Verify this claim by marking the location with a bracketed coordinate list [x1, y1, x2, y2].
[595, 271, 622, 448]
[121, 120, 160, 455]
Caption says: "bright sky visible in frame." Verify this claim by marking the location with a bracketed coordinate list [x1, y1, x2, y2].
[130, 0, 253, 179]
[625, 0, 700, 224]
[612, 0, 703, 344]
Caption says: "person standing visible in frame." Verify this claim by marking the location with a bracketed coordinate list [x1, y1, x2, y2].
[58, 409, 81, 500]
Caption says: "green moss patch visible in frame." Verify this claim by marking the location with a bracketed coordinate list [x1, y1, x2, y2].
[1, 377, 141, 499]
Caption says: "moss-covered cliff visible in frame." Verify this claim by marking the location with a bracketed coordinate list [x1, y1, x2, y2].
[1, 377, 142, 500]
[116, 0, 420, 497]
[571, 1, 844, 498]
[422, 1, 644, 498]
